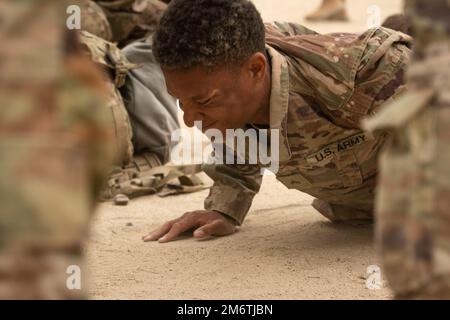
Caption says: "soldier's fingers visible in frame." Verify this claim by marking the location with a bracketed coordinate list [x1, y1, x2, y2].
[142, 219, 178, 242]
[158, 218, 198, 243]
[193, 220, 236, 239]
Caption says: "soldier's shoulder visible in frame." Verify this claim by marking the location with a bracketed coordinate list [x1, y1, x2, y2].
[264, 21, 319, 37]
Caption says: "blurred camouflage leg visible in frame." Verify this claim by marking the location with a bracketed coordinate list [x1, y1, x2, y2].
[0, 249, 85, 300]
[376, 100, 450, 299]
[364, 0, 450, 300]
[0, 0, 114, 299]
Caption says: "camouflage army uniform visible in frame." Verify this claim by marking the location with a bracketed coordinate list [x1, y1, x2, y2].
[80, 0, 113, 41]
[81, 0, 167, 47]
[203, 22, 412, 226]
[79, 31, 137, 165]
[0, 1, 113, 299]
[364, 0, 450, 299]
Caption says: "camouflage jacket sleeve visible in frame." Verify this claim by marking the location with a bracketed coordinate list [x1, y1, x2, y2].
[202, 161, 263, 226]
[265, 22, 413, 129]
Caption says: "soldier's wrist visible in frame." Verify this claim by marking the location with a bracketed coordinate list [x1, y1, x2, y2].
[212, 210, 239, 226]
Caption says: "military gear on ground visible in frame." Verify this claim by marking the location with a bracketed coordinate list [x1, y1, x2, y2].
[113, 193, 130, 205]
[203, 22, 412, 226]
[364, 0, 450, 300]
[0, 0, 114, 299]
[101, 155, 211, 202]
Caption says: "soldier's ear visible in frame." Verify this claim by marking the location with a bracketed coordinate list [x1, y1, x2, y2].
[246, 52, 267, 80]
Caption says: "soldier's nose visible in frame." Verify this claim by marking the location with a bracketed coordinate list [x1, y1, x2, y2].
[183, 109, 204, 128]
[183, 112, 193, 127]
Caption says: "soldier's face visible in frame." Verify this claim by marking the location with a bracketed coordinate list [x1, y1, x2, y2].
[162, 54, 269, 135]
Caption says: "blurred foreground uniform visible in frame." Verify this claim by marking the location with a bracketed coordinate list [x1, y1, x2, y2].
[364, 0, 450, 299]
[0, 1, 113, 299]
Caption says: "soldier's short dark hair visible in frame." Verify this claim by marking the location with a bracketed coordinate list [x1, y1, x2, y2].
[153, 0, 266, 70]
[382, 14, 412, 36]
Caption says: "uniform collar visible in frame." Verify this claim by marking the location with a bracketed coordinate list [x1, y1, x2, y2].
[266, 45, 292, 162]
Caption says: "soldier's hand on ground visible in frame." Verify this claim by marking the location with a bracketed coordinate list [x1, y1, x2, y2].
[142, 210, 237, 243]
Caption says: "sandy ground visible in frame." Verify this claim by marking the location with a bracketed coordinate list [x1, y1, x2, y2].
[86, 0, 403, 300]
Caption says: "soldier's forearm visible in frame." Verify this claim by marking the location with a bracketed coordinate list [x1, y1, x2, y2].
[204, 184, 257, 226]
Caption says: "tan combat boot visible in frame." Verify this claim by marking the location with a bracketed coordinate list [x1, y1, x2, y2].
[305, 0, 349, 22]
